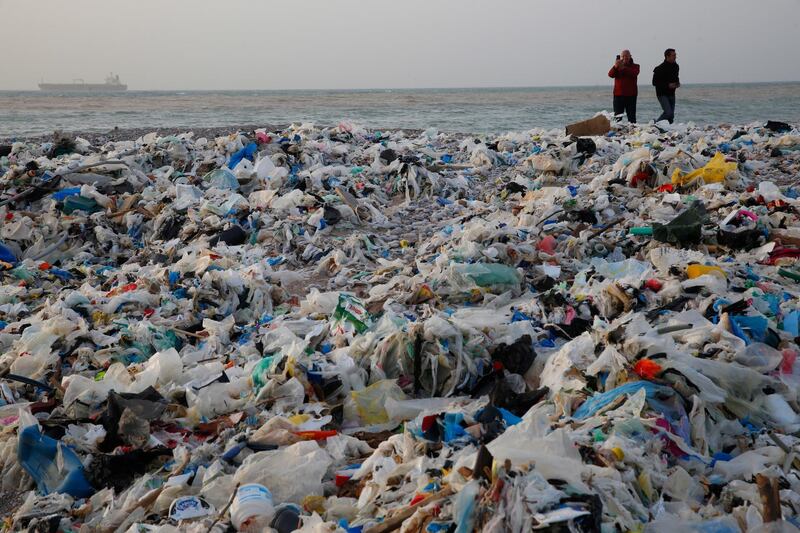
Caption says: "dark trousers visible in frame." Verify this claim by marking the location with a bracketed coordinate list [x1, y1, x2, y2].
[657, 95, 676, 123]
[613, 95, 637, 123]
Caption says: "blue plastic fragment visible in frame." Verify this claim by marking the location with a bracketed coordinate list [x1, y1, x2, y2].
[573, 381, 673, 420]
[18, 425, 95, 498]
[52, 187, 81, 201]
[0, 242, 17, 264]
[227, 142, 258, 169]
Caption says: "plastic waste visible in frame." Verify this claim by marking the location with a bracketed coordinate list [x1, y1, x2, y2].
[671, 152, 738, 187]
[686, 264, 726, 279]
[1, 119, 800, 531]
[168, 495, 215, 522]
[345, 379, 406, 426]
[0, 241, 17, 264]
[735, 343, 784, 373]
[17, 425, 94, 498]
[718, 208, 762, 249]
[233, 441, 332, 504]
[451, 262, 522, 289]
[653, 201, 707, 245]
[230, 484, 274, 532]
[271, 503, 302, 533]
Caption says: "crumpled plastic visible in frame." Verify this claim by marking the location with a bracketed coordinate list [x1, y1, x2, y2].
[671, 151, 738, 186]
[0, 118, 799, 531]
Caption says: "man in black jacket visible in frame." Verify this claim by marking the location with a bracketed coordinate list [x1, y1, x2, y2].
[652, 48, 680, 123]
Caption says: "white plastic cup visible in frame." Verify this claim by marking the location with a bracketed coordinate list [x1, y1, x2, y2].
[230, 483, 275, 532]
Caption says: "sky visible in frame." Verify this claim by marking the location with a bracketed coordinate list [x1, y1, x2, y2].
[3, 0, 799, 90]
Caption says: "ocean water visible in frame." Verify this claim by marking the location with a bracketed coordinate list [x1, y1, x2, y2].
[1, 83, 799, 137]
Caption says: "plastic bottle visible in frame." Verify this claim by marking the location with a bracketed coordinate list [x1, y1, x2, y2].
[230, 483, 274, 532]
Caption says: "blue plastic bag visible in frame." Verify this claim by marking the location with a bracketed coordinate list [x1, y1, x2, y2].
[18, 425, 95, 498]
[729, 315, 768, 345]
[228, 142, 258, 169]
[52, 187, 82, 201]
[0, 242, 17, 264]
[573, 381, 673, 420]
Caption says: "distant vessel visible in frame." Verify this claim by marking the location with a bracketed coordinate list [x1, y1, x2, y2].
[38, 73, 127, 92]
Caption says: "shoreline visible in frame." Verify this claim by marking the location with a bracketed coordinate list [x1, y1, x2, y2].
[0, 123, 438, 145]
[1, 119, 790, 146]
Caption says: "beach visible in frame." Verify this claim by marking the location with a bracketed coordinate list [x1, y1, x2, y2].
[2, 117, 800, 530]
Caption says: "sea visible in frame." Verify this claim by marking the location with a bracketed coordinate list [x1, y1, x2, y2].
[1, 82, 799, 138]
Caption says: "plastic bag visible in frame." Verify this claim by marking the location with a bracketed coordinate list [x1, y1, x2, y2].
[331, 293, 371, 336]
[233, 441, 332, 504]
[653, 201, 706, 245]
[18, 425, 95, 498]
[344, 379, 406, 426]
[671, 152, 737, 187]
[450, 263, 522, 289]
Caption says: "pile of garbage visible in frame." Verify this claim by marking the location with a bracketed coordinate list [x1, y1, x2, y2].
[0, 116, 800, 532]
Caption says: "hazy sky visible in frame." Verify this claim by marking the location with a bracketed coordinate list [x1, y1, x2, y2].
[3, 0, 799, 90]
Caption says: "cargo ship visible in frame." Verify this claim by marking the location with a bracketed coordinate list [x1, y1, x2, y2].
[38, 73, 127, 92]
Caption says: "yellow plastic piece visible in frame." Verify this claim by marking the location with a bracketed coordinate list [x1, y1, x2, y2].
[686, 264, 726, 279]
[349, 379, 406, 425]
[288, 414, 310, 425]
[302, 495, 326, 514]
[638, 471, 654, 501]
[611, 447, 625, 460]
[671, 152, 737, 187]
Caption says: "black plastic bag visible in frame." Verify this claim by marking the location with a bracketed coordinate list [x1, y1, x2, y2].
[765, 121, 792, 133]
[653, 201, 706, 246]
[491, 334, 536, 375]
[576, 137, 597, 155]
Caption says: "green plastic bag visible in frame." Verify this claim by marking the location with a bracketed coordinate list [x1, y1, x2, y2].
[252, 355, 276, 391]
[453, 263, 521, 288]
[653, 201, 707, 246]
[331, 294, 370, 335]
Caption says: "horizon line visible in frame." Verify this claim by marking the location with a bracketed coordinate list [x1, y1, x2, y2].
[3, 80, 800, 92]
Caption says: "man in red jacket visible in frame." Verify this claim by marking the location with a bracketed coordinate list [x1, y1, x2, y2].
[608, 49, 640, 123]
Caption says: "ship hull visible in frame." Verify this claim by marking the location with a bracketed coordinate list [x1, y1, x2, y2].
[38, 83, 127, 92]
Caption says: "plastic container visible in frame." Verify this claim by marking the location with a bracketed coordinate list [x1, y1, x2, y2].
[230, 483, 274, 532]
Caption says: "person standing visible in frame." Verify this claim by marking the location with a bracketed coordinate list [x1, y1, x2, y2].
[608, 49, 640, 123]
[652, 48, 681, 123]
